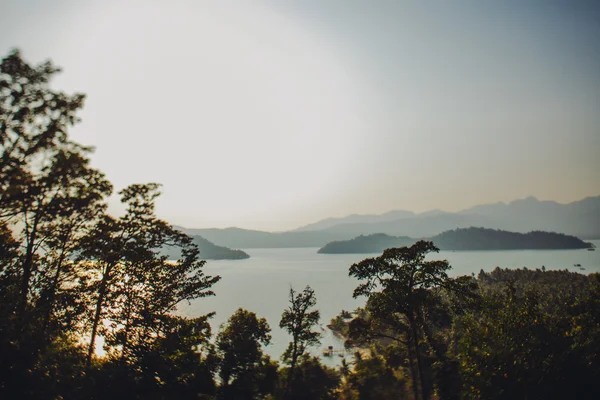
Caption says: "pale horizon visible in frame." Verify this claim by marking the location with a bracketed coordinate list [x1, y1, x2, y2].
[2, 0, 599, 231]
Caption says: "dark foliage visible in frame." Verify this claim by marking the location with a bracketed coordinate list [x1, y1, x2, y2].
[216, 308, 275, 400]
[279, 355, 340, 400]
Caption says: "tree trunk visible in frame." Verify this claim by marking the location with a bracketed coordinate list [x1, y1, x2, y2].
[419, 313, 461, 400]
[86, 263, 112, 367]
[409, 313, 428, 400]
[19, 216, 40, 319]
[41, 247, 67, 341]
[120, 287, 134, 363]
[406, 335, 421, 400]
[283, 338, 299, 400]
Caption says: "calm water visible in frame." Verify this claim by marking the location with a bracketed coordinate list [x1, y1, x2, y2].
[180, 241, 600, 367]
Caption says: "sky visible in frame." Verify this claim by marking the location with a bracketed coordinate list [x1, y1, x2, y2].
[1, 0, 599, 231]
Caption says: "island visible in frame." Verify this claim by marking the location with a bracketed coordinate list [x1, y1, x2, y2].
[317, 233, 415, 254]
[431, 227, 594, 250]
[317, 227, 594, 253]
[162, 235, 250, 260]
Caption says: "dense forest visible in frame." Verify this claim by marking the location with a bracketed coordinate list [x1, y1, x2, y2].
[1, 51, 598, 399]
[318, 228, 593, 254]
[328, 263, 599, 399]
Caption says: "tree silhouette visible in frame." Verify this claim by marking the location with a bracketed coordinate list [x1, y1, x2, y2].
[349, 240, 476, 400]
[216, 308, 274, 399]
[78, 183, 220, 366]
[279, 285, 321, 398]
[0, 50, 112, 397]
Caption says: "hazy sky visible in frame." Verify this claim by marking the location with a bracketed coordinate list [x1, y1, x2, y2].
[1, 0, 599, 231]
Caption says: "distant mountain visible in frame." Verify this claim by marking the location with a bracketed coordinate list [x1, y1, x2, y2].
[174, 226, 351, 249]
[315, 213, 475, 237]
[317, 228, 594, 254]
[294, 210, 415, 232]
[303, 196, 600, 240]
[163, 234, 249, 260]
[175, 196, 600, 249]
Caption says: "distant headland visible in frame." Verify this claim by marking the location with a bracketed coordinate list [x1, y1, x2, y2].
[163, 235, 249, 260]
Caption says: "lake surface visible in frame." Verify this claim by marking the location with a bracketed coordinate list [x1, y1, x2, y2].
[179, 241, 600, 367]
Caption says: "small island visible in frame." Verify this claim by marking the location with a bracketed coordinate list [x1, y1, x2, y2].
[163, 235, 250, 260]
[317, 233, 415, 254]
[317, 227, 593, 254]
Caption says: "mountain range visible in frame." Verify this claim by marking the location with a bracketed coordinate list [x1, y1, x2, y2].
[176, 196, 600, 249]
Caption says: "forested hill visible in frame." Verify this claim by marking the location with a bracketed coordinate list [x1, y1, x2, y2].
[317, 233, 415, 254]
[317, 228, 593, 253]
[432, 228, 594, 250]
[162, 235, 249, 260]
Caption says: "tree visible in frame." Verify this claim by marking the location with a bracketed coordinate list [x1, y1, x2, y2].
[453, 270, 600, 399]
[78, 183, 220, 367]
[340, 346, 409, 400]
[281, 355, 340, 400]
[0, 49, 223, 399]
[0, 49, 112, 397]
[215, 308, 273, 400]
[348, 240, 476, 400]
[86, 314, 218, 399]
[0, 49, 108, 321]
[0, 49, 86, 213]
[34, 149, 112, 341]
[279, 285, 321, 398]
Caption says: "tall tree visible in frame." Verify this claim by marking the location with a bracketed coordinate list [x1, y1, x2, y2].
[0, 50, 105, 319]
[0, 49, 112, 397]
[349, 240, 475, 400]
[279, 285, 321, 398]
[33, 148, 112, 341]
